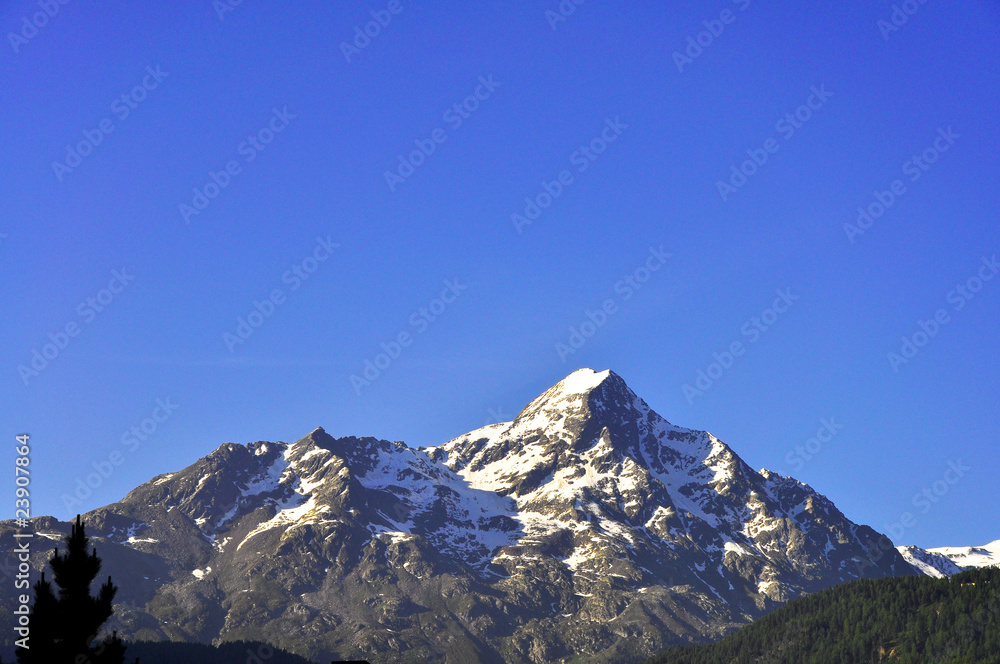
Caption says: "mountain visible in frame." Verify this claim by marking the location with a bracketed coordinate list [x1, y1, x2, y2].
[0, 368, 914, 664]
[639, 567, 1000, 664]
[123, 640, 314, 664]
[899, 540, 1000, 578]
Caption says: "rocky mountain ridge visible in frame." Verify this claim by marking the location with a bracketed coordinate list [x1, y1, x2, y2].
[898, 540, 1000, 578]
[1, 369, 917, 663]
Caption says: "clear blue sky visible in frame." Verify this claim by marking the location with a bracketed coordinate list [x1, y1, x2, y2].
[2, 1, 997, 549]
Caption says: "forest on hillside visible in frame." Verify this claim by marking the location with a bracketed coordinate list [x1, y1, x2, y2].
[641, 568, 1000, 664]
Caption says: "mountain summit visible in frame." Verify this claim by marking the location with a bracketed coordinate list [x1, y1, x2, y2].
[3, 369, 915, 664]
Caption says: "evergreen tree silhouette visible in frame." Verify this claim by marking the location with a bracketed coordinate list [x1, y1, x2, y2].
[17, 515, 136, 664]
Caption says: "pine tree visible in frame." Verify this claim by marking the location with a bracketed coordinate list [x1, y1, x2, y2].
[17, 515, 136, 664]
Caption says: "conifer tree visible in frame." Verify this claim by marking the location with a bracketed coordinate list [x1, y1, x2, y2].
[17, 515, 135, 664]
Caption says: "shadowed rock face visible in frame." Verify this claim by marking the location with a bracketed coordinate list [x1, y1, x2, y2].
[0, 369, 914, 664]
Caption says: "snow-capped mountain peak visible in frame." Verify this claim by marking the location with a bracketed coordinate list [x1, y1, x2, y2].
[5, 368, 921, 664]
[532, 367, 614, 402]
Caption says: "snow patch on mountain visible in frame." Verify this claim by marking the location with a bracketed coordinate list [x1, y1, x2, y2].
[237, 493, 332, 551]
[241, 454, 288, 496]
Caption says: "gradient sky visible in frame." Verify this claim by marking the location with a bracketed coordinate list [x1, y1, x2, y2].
[2, 0, 997, 550]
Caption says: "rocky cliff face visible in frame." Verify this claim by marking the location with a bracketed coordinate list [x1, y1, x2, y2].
[0, 369, 914, 664]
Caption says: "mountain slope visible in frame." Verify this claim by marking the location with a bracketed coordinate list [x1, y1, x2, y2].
[899, 540, 1000, 578]
[640, 567, 1000, 664]
[0, 369, 915, 664]
[124, 640, 313, 664]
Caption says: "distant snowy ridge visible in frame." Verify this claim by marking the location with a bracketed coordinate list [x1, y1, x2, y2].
[897, 540, 1000, 578]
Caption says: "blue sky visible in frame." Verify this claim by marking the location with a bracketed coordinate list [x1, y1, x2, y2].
[1, 0, 997, 549]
